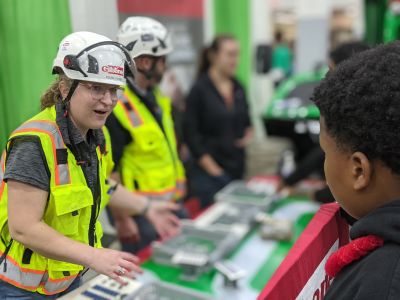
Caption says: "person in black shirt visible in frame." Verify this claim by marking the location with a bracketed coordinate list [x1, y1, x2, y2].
[312, 41, 400, 300]
[278, 41, 369, 204]
[184, 35, 253, 208]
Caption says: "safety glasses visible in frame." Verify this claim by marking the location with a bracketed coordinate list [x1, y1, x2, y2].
[79, 82, 123, 103]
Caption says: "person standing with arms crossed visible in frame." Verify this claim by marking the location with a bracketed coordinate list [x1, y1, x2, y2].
[184, 35, 253, 208]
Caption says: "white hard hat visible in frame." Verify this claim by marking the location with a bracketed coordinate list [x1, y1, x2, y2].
[52, 31, 133, 86]
[117, 17, 172, 58]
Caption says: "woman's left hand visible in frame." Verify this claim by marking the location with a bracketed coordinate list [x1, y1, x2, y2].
[235, 127, 254, 148]
[145, 201, 181, 240]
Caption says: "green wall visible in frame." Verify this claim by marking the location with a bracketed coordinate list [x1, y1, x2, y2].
[364, 0, 386, 44]
[0, 0, 72, 148]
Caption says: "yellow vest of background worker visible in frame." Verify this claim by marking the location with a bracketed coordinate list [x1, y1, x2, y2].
[0, 106, 113, 295]
[113, 87, 186, 201]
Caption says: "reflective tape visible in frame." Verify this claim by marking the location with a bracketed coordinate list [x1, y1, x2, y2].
[174, 180, 186, 199]
[137, 189, 175, 202]
[0, 150, 5, 181]
[0, 251, 77, 295]
[41, 273, 77, 295]
[119, 95, 143, 127]
[136, 180, 187, 201]
[0, 150, 6, 198]
[0, 251, 44, 292]
[12, 120, 71, 185]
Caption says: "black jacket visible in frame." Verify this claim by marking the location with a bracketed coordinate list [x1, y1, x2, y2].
[183, 73, 251, 179]
[325, 200, 400, 300]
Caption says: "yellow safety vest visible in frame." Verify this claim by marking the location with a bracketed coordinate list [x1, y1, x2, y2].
[113, 87, 186, 201]
[0, 106, 113, 295]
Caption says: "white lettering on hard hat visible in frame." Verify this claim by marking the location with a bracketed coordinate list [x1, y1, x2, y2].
[101, 65, 124, 76]
[61, 41, 70, 51]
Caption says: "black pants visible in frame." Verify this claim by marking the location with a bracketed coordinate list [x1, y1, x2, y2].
[190, 166, 233, 209]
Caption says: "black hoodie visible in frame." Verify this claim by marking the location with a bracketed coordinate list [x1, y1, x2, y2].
[325, 200, 400, 300]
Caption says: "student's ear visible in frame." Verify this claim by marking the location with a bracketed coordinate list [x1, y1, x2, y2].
[58, 80, 69, 100]
[350, 152, 371, 190]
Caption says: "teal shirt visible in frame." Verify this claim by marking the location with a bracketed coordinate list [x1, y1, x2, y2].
[272, 44, 293, 76]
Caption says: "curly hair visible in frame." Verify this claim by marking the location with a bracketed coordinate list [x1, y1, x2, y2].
[40, 74, 72, 110]
[312, 41, 400, 174]
[329, 41, 370, 66]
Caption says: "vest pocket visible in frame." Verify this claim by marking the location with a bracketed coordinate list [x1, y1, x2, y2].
[50, 185, 93, 236]
[134, 126, 163, 153]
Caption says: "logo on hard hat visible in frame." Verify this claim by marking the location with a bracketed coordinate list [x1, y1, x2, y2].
[61, 41, 70, 51]
[102, 65, 124, 76]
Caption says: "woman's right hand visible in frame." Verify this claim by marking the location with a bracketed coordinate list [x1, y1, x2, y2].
[88, 248, 143, 285]
[199, 154, 224, 177]
[115, 216, 141, 243]
[145, 201, 181, 240]
[208, 166, 224, 177]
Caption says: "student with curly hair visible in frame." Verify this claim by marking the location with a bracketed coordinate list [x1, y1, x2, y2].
[312, 41, 400, 299]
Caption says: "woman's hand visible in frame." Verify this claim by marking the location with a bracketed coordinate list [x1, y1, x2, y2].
[235, 127, 254, 148]
[88, 248, 143, 285]
[145, 201, 181, 240]
[198, 154, 224, 177]
[276, 179, 296, 198]
[108, 186, 181, 240]
[115, 216, 140, 243]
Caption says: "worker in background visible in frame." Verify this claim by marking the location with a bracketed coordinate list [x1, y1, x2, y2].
[0, 31, 180, 298]
[277, 41, 370, 205]
[184, 35, 253, 209]
[271, 30, 293, 85]
[106, 17, 187, 253]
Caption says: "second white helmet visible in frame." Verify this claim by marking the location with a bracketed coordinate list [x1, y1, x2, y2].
[117, 17, 172, 58]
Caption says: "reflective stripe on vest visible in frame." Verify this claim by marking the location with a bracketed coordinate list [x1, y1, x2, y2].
[137, 179, 186, 201]
[41, 273, 77, 295]
[0, 150, 6, 198]
[0, 255, 77, 296]
[0, 249, 44, 291]
[12, 120, 71, 185]
[175, 179, 186, 198]
[119, 94, 143, 127]
[137, 189, 176, 201]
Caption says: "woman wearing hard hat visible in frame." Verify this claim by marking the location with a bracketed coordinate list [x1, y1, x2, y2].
[0, 31, 179, 299]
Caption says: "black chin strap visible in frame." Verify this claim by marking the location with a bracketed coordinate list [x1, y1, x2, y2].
[63, 80, 79, 103]
[61, 80, 79, 114]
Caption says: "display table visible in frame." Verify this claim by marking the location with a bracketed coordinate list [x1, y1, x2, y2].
[60, 176, 319, 300]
